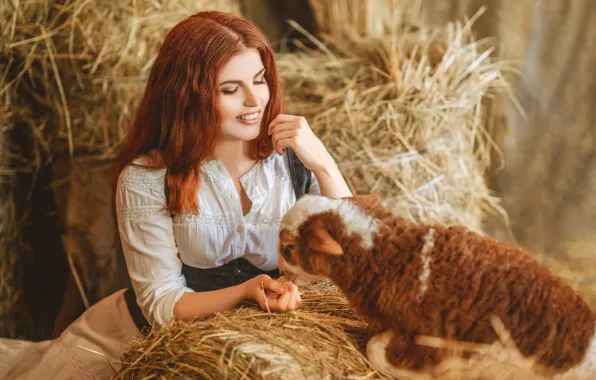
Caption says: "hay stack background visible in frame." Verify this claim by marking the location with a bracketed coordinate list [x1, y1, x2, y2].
[0, 83, 29, 338]
[277, 13, 511, 230]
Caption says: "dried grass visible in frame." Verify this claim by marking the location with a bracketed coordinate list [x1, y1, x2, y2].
[277, 6, 514, 230]
[116, 282, 380, 380]
[0, 102, 24, 338]
[0, 30, 34, 337]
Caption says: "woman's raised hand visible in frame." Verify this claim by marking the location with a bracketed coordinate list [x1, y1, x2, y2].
[268, 114, 335, 173]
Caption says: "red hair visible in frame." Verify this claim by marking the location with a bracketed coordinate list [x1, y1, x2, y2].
[114, 11, 284, 215]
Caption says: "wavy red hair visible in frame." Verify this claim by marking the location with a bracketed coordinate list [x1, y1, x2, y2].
[114, 11, 284, 215]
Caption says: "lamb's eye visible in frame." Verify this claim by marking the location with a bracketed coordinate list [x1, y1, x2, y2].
[282, 246, 293, 260]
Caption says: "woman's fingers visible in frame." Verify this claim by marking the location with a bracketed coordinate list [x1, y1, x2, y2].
[275, 136, 299, 155]
[253, 276, 302, 312]
[271, 129, 298, 154]
[268, 114, 301, 134]
[286, 282, 300, 310]
[268, 120, 297, 136]
[278, 291, 291, 310]
[262, 277, 287, 295]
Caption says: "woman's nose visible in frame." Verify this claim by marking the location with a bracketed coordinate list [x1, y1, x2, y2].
[243, 88, 261, 108]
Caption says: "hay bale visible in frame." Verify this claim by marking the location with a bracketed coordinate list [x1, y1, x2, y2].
[52, 156, 131, 306]
[0, 103, 24, 339]
[277, 12, 511, 230]
[116, 282, 381, 379]
[0, 50, 36, 338]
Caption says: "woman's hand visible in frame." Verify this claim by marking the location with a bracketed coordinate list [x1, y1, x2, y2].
[243, 274, 302, 312]
[268, 114, 335, 173]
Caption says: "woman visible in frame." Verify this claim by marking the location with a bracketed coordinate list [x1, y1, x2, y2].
[1, 10, 351, 379]
[115, 10, 351, 328]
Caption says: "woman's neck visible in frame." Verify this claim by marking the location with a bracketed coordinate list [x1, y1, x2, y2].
[213, 140, 257, 177]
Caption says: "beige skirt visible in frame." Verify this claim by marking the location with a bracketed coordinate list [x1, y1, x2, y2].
[0, 289, 141, 380]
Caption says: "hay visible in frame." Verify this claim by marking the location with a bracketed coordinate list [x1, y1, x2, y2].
[0, 103, 24, 338]
[52, 155, 131, 304]
[116, 282, 381, 379]
[0, 39, 34, 338]
[308, 0, 423, 37]
[277, 6, 512, 230]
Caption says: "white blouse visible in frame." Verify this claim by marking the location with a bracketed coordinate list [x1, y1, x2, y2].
[115, 153, 320, 326]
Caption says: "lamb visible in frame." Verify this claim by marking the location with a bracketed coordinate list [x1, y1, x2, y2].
[277, 194, 596, 377]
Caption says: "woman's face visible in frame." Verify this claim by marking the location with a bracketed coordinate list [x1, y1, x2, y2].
[217, 49, 270, 143]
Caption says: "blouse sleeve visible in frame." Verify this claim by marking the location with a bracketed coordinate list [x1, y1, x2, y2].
[115, 165, 193, 327]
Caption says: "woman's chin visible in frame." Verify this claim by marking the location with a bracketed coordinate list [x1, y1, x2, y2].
[234, 126, 261, 141]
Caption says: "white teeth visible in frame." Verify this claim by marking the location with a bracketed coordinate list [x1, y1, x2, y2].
[238, 112, 259, 121]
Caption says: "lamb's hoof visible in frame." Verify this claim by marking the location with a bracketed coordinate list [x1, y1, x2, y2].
[366, 330, 401, 377]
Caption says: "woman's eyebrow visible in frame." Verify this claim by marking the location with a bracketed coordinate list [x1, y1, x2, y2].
[219, 68, 266, 86]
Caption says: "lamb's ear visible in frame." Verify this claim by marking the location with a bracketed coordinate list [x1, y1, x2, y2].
[308, 228, 343, 256]
[306, 218, 343, 256]
[348, 194, 383, 211]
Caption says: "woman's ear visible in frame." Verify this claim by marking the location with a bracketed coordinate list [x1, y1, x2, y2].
[306, 217, 343, 256]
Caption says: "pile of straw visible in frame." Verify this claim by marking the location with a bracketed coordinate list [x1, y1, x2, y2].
[277, 9, 511, 230]
[0, 23, 36, 337]
[0, 100, 25, 338]
[116, 282, 379, 379]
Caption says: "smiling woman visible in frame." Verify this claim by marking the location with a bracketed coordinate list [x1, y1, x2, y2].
[112, 8, 353, 334]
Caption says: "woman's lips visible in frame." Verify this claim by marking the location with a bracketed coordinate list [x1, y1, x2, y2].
[236, 111, 260, 125]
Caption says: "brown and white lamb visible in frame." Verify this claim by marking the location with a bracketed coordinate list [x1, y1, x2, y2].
[277, 194, 596, 377]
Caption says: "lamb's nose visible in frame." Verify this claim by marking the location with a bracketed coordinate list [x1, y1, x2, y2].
[282, 271, 297, 282]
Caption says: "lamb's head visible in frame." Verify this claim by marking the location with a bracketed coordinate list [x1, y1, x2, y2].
[277, 194, 383, 286]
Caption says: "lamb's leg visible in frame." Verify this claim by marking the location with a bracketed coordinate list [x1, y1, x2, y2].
[366, 329, 440, 375]
[366, 330, 400, 376]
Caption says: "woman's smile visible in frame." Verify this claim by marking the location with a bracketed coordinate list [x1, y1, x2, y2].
[236, 110, 261, 125]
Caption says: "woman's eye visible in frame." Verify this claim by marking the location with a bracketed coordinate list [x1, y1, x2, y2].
[254, 78, 266, 85]
[222, 87, 239, 95]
